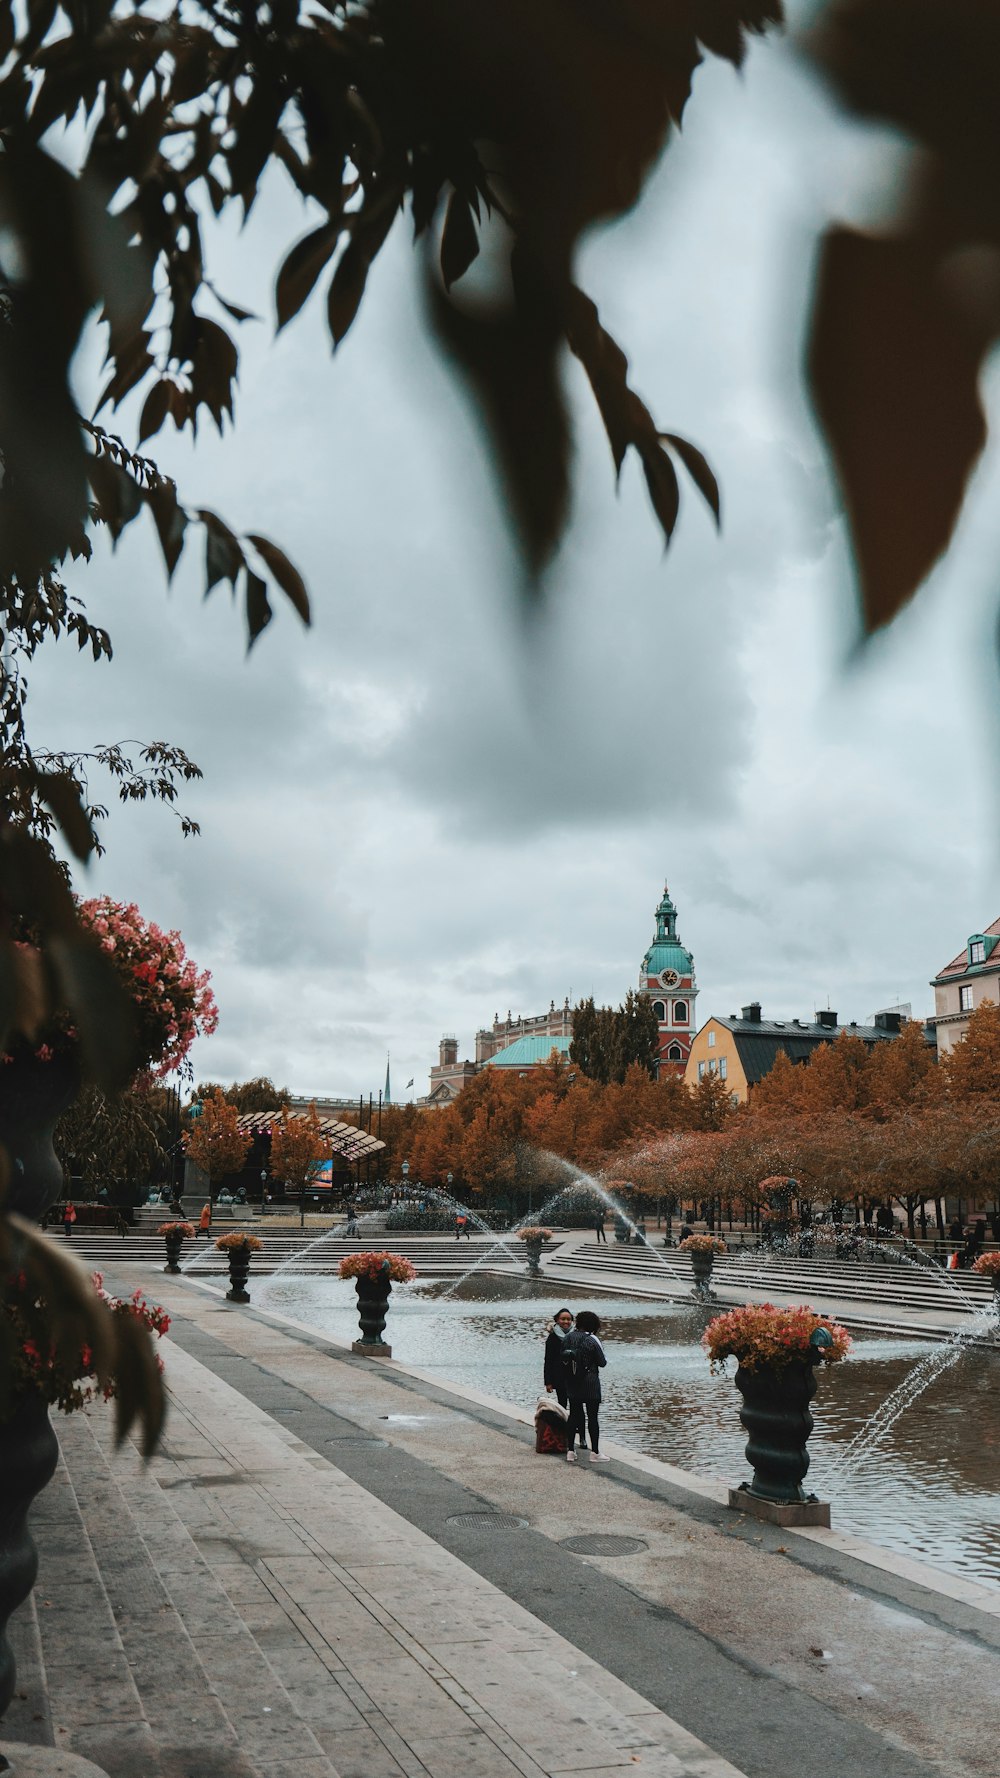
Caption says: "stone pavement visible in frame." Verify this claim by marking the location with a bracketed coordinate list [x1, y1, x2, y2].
[3, 1270, 999, 1778]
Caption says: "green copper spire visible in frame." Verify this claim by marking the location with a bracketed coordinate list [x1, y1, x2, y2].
[640, 882, 694, 982]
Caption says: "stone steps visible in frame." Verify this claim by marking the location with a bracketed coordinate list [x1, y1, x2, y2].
[41, 1231, 531, 1277]
[545, 1241, 994, 1314]
[11, 1409, 340, 1778]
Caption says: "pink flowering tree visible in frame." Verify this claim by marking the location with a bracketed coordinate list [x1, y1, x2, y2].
[77, 897, 218, 1080]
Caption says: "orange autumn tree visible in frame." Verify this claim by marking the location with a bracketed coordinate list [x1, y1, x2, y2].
[269, 1105, 331, 1197]
[184, 1090, 252, 1186]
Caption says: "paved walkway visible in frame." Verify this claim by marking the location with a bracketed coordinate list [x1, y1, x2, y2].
[3, 1270, 999, 1778]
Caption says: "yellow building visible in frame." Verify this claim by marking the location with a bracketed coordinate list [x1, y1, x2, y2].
[931, 917, 1000, 1055]
[684, 1003, 908, 1105]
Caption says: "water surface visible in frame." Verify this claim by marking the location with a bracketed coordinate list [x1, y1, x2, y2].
[257, 1272, 1000, 1589]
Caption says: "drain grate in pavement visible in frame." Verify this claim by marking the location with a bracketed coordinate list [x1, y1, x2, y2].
[561, 1534, 648, 1556]
[446, 1511, 529, 1530]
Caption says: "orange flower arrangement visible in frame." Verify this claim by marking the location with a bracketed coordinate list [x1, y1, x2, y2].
[703, 1303, 851, 1374]
[338, 1251, 417, 1283]
[971, 1251, 1000, 1277]
[157, 1221, 196, 1239]
[215, 1231, 263, 1252]
[518, 1227, 553, 1242]
[679, 1234, 727, 1255]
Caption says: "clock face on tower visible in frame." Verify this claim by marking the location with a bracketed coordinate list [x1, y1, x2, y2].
[660, 968, 681, 989]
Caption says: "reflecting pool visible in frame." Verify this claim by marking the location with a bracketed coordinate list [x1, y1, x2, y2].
[256, 1273, 1000, 1589]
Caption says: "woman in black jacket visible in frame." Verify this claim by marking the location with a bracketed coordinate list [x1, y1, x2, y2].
[562, 1310, 608, 1463]
[544, 1309, 575, 1411]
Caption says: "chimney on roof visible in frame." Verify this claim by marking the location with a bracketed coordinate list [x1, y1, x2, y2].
[874, 1010, 901, 1033]
[741, 1002, 762, 1023]
[816, 1009, 837, 1029]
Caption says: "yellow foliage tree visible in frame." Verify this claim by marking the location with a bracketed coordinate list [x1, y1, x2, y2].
[184, 1090, 251, 1185]
[269, 1105, 331, 1197]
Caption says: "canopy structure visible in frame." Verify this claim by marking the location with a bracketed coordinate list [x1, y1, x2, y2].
[236, 1110, 385, 1164]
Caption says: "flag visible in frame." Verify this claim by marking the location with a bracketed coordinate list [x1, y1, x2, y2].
[406, 1078, 414, 1089]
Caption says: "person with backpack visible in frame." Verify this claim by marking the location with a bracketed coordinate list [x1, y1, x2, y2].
[562, 1309, 608, 1463]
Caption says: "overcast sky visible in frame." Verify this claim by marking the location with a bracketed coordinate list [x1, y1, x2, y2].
[36, 11, 1000, 1102]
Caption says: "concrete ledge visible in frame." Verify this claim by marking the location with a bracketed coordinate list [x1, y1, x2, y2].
[351, 1339, 391, 1357]
[728, 1486, 831, 1528]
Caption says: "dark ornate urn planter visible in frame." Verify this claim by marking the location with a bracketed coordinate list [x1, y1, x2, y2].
[163, 1231, 185, 1273]
[524, 1240, 543, 1277]
[225, 1244, 252, 1302]
[0, 1394, 60, 1718]
[689, 1251, 717, 1301]
[353, 1273, 392, 1356]
[727, 1345, 831, 1527]
[0, 1051, 80, 1222]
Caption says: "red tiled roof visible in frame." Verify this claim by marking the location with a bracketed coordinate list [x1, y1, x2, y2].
[934, 915, 1000, 981]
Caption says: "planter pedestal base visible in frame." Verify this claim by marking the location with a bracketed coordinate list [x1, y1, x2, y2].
[728, 1485, 830, 1528]
[351, 1339, 391, 1358]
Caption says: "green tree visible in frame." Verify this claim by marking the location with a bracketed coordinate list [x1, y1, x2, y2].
[55, 1085, 173, 1201]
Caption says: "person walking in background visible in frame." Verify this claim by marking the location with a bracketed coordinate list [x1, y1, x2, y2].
[345, 1201, 359, 1237]
[197, 1201, 212, 1239]
[455, 1213, 470, 1239]
[543, 1309, 575, 1412]
[62, 1202, 77, 1238]
[594, 1210, 607, 1243]
[562, 1309, 608, 1463]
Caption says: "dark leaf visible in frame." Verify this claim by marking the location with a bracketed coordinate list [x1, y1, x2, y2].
[807, 227, 990, 634]
[440, 189, 479, 291]
[245, 570, 272, 647]
[148, 483, 188, 579]
[640, 443, 680, 546]
[661, 433, 721, 526]
[327, 239, 370, 346]
[137, 378, 173, 446]
[246, 534, 310, 624]
[199, 508, 243, 592]
[34, 771, 97, 862]
[276, 221, 340, 330]
[48, 934, 138, 1090]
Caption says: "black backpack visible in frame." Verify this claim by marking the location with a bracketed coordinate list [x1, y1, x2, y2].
[561, 1331, 593, 1379]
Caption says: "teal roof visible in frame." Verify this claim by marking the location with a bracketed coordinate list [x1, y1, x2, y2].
[484, 1035, 572, 1069]
[642, 940, 694, 977]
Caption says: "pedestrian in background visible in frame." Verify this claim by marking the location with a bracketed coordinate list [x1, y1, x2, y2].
[594, 1210, 607, 1243]
[62, 1202, 77, 1238]
[197, 1201, 212, 1239]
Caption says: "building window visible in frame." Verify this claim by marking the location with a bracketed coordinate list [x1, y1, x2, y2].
[719, 1056, 727, 1079]
[960, 984, 974, 1012]
[970, 940, 986, 964]
[707, 1030, 715, 1047]
[667, 1044, 682, 1062]
[652, 1000, 666, 1022]
[673, 1001, 688, 1023]
[697, 1061, 705, 1081]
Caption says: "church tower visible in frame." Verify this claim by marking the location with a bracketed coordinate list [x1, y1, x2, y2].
[639, 883, 697, 1075]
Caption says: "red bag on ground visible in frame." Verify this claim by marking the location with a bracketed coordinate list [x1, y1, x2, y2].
[535, 1396, 568, 1454]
